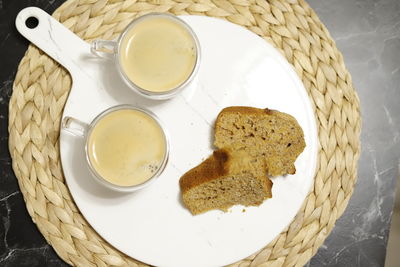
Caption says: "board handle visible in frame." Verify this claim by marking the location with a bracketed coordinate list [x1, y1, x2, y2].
[16, 7, 90, 75]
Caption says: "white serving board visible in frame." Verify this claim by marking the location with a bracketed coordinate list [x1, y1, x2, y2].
[16, 7, 318, 267]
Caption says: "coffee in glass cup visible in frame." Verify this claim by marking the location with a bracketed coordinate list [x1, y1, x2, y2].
[62, 105, 169, 192]
[91, 13, 201, 100]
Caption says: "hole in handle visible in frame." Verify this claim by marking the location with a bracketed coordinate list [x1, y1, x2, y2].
[25, 17, 39, 29]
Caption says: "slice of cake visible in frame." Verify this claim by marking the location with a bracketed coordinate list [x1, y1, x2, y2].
[214, 107, 306, 176]
[179, 149, 272, 215]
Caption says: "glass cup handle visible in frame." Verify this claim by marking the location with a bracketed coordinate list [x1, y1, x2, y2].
[90, 40, 117, 60]
[61, 116, 89, 137]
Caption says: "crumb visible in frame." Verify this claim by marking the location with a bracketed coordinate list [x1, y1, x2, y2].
[242, 209, 246, 213]
[144, 162, 160, 174]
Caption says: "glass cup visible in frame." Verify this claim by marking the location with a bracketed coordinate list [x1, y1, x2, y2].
[61, 105, 169, 192]
[91, 13, 201, 100]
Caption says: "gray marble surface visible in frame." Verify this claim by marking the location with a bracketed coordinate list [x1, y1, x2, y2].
[306, 0, 400, 266]
[0, 0, 399, 266]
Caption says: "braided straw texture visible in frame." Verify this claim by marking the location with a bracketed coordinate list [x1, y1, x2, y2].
[8, 0, 360, 266]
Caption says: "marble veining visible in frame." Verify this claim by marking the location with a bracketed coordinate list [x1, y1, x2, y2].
[0, 0, 399, 266]
[306, 0, 400, 266]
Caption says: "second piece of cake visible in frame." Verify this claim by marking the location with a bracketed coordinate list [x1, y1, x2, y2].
[180, 149, 272, 215]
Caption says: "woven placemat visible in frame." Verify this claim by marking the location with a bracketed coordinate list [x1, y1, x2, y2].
[8, 0, 361, 266]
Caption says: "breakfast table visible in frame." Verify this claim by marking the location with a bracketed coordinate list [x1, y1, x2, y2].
[0, 0, 399, 266]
